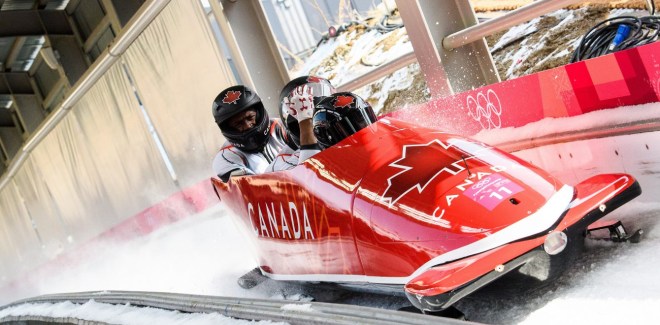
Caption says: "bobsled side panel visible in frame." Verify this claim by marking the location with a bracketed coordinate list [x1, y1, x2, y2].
[212, 162, 365, 276]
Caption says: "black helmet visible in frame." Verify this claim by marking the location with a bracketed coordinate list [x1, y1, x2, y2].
[279, 76, 335, 149]
[312, 92, 377, 149]
[212, 85, 270, 153]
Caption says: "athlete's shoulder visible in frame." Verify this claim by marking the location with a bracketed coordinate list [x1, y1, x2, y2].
[215, 141, 247, 164]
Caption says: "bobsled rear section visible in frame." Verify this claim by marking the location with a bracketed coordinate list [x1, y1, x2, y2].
[404, 173, 641, 312]
[352, 118, 571, 278]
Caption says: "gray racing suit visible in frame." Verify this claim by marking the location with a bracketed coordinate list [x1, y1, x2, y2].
[213, 119, 287, 181]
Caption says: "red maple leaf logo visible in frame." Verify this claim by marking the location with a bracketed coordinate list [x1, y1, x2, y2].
[307, 76, 322, 83]
[333, 95, 354, 108]
[381, 140, 465, 207]
[222, 90, 241, 104]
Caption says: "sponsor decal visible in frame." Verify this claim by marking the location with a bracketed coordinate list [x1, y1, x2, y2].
[463, 173, 523, 210]
[222, 90, 242, 104]
[247, 201, 315, 240]
[465, 89, 502, 130]
[433, 167, 509, 221]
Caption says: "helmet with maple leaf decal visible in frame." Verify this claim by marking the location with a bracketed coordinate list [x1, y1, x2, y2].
[279, 76, 336, 149]
[212, 85, 270, 153]
[312, 92, 377, 149]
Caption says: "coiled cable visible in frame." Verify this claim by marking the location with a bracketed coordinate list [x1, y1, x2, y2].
[373, 13, 404, 33]
[571, 15, 660, 63]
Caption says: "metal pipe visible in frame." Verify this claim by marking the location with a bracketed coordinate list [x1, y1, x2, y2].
[336, 51, 417, 92]
[0, 0, 171, 192]
[63, 0, 171, 109]
[443, 0, 583, 50]
[59, 52, 116, 110]
[0, 154, 26, 190]
[1, 290, 449, 325]
[109, 0, 171, 55]
[21, 104, 70, 152]
[495, 119, 660, 153]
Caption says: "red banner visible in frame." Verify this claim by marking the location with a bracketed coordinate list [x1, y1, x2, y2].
[389, 41, 660, 136]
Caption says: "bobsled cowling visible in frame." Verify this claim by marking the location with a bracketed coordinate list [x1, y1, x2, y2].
[211, 118, 640, 311]
[404, 173, 640, 311]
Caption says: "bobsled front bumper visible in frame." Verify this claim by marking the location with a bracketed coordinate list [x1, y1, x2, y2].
[404, 173, 641, 312]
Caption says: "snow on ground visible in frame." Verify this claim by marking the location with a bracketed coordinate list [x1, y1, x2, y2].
[0, 205, 259, 303]
[0, 300, 284, 325]
[473, 102, 660, 146]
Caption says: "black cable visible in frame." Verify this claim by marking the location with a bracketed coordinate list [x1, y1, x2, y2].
[315, 20, 368, 48]
[373, 14, 404, 33]
[571, 15, 660, 63]
[314, 11, 404, 49]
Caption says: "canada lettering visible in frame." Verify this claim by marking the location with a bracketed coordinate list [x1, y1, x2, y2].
[247, 201, 315, 240]
[433, 165, 507, 221]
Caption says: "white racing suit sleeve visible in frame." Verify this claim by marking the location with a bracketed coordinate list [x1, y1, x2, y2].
[298, 145, 320, 163]
[268, 146, 299, 172]
[213, 143, 255, 181]
[267, 145, 320, 172]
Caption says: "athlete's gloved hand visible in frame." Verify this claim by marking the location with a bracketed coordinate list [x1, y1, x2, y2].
[284, 85, 315, 122]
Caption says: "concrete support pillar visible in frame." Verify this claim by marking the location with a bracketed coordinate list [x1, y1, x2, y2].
[396, 0, 500, 97]
[106, 0, 146, 27]
[13, 95, 45, 134]
[0, 126, 23, 162]
[215, 0, 289, 115]
[50, 35, 88, 86]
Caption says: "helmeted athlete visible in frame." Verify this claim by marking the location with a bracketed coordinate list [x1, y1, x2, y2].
[312, 92, 378, 149]
[211, 85, 288, 181]
[271, 91, 378, 171]
[267, 76, 336, 172]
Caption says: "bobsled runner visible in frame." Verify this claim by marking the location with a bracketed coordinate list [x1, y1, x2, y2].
[211, 117, 641, 313]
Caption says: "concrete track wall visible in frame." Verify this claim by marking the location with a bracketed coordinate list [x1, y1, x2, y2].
[0, 0, 230, 286]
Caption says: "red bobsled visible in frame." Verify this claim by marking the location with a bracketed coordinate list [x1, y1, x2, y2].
[211, 117, 641, 312]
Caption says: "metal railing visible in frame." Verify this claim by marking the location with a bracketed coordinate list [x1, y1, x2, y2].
[443, 0, 583, 50]
[336, 51, 417, 92]
[0, 291, 473, 325]
[333, 0, 585, 95]
[0, 0, 172, 191]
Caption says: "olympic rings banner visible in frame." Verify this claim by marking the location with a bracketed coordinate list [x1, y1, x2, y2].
[389, 41, 660, 136]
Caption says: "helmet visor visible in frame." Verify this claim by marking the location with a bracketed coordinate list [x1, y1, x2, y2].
[315, 109, 373, 148]
[342, 108, 375, 131]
